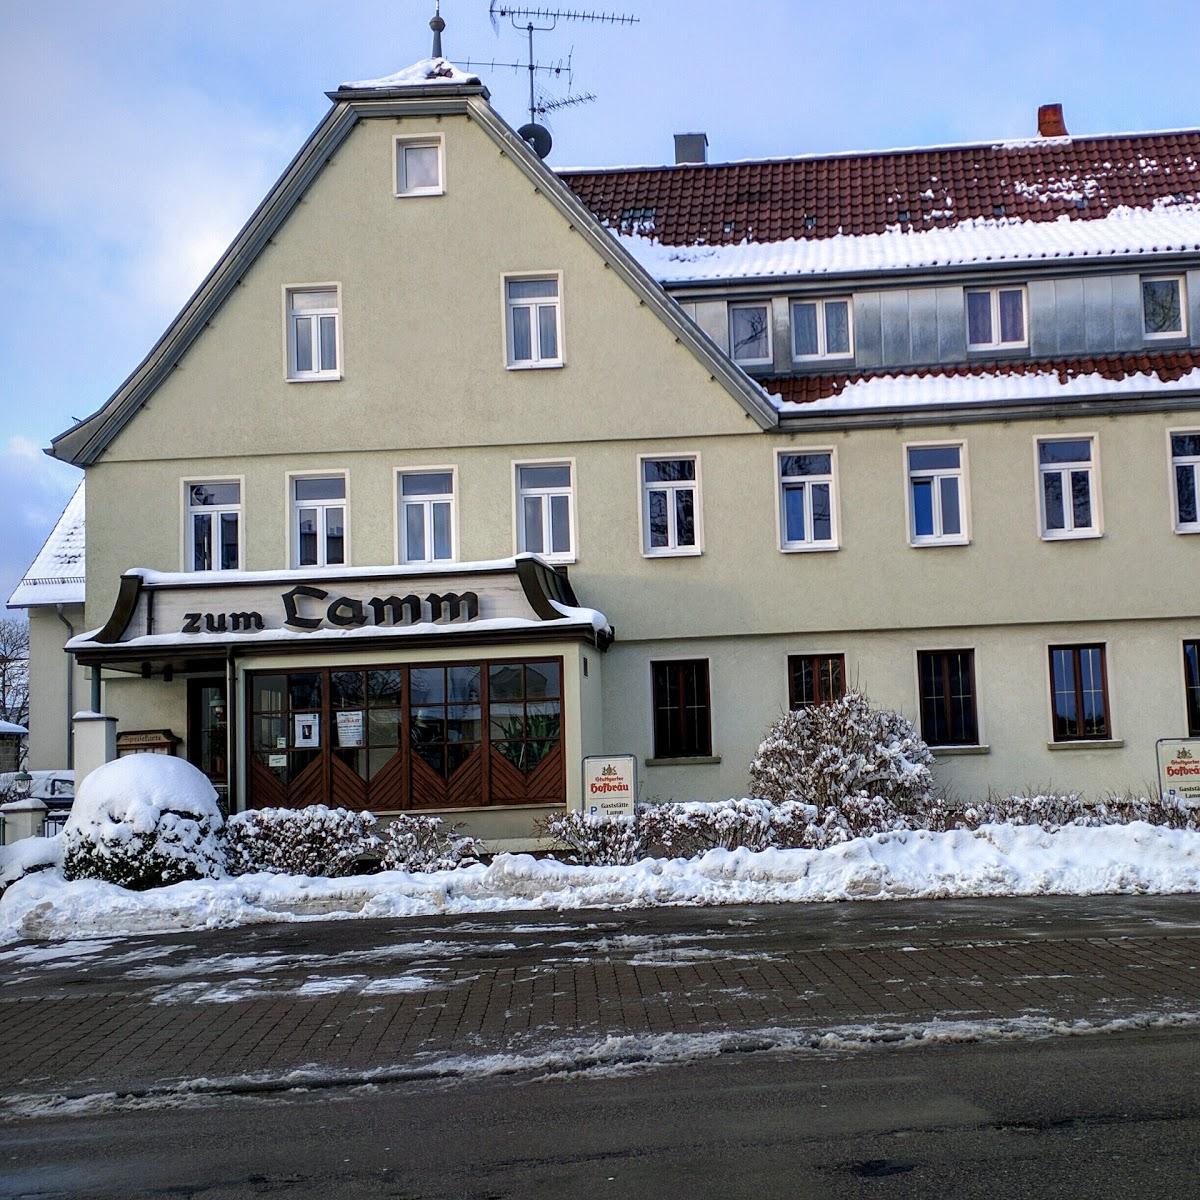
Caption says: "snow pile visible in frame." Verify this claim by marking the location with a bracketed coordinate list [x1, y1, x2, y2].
[749, 692, 934, 812]
[378, 814, 480, 873]
[7, 822, 1200, 943]
[619, 197, 1200, 280]
[0, 834, 62, 891]
[341, 58, 481, 90]
[225, 806, 377, 878]
[62, 757, 224, 890]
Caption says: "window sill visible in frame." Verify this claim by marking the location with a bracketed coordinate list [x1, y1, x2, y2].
[932, 744, 991, 757]
[394, 189, 445, 199]
[910, 538, 970, 549]
[966, 344, 1029, 355]
[287, 374, 343, 384]
[1040, 531, 1102, 542]
[645, 755, 722, 767]
[643, 548, 703, 559]
[1173, 526, 1200, 535]
[1047, 739, 1125, 751]
[780, 543, 840, 554]
[506, 361, 564, 371]
[792, 354, 855, 366]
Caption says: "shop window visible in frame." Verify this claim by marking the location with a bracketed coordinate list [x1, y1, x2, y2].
[516, 462, 574, 560]
[186, 480, 240, 571]
[399, 470, 455, 564]
[641, 457, 700, 555]
[779, 450, 838, 549]
[505, 276, 561, 367]
[651, 659, 712, 758]
[488, 661, 561, 773]
[292, 475, 346, 567]
[1185, 641, 1200, 737]
[330, 668, 404, 781]
[1171, 432, 1200, 533]
[787, 654, 845, 708]
[907, 444, 967, 545]
[917, 649, 979, 746]
[1037, 437, 1099, 539]
[286, 287, 340, 380]
[1049, 644, 1111, 741]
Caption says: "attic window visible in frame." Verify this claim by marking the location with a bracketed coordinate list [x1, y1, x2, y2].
[619, 207, 657, 234]
[395, 135, 444, 196]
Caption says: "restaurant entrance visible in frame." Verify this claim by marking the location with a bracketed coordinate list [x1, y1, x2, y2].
[245, 656, 565, 812]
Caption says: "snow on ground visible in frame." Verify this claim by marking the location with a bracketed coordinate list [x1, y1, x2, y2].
[4, 822, 1200, 945]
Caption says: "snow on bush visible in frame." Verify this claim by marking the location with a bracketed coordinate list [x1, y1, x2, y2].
[0, 834, 63, 895]
[378, 814, 480, 873]
[539, 810, 644, 866]
[225, 806, 378, 877]
[748, 691, 935, 815]
[63, 756, 225, 890]
[640, 798, 818, 857]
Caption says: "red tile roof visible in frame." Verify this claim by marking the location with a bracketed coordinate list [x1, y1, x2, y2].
[764, 350, 1200, 406]
[560, 132, 1200, 246]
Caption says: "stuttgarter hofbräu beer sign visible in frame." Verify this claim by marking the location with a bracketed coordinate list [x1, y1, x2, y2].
[582, 755, 638, 819]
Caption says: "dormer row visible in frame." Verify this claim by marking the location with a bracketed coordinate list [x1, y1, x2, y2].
[675, 269, 1200, 376]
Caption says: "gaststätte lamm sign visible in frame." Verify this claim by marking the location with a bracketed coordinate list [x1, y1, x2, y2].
[582, 754, 638, 819]
[1157, 738, 1200, 805]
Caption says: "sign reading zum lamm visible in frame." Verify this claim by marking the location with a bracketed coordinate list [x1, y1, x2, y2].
[582, 754, 638, 819]
[1157, 738, 1200, 805]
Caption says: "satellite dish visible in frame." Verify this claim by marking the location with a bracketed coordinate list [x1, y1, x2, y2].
[518, 122, 553, 160]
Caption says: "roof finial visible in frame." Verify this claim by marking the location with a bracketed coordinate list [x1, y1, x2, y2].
[430, 1, 445, 58]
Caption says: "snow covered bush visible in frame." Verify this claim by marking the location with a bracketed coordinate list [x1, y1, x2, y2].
[639, 798, 818, 857]
[224, 805, 378, 877]
[748, 692, 934, 816]
[0, 834, 63, 896]
[378, 814, 480, 873]
[63, 756, 225, 890]
[539, 810, 644, 866]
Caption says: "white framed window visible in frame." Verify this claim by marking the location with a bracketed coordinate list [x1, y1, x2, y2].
[906, 443, 968, 546]
[186, 480, 241, 572]
[505, 275, 562, 368]
[286, 286, 341, 380]
[291, 475, 346, 568]
[791, 297, 853, 361]
[394, 135, 444, 196]
[966, 286, 1027, 350]
[640, 456, 701, 556]
[1142, 275, 1187, 338]
[1037, 436, 1099, 539]
[778, 450, 838, 551]
[398, 469, 455, 564]
[1170, 430, 1200, 533]
[728, 302, 772, 365]
[516, 461, 574, 560]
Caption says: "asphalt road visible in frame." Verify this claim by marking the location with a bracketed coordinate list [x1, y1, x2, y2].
[4, 895, 1200, 1198]
[4, 1028, 1200, 1199]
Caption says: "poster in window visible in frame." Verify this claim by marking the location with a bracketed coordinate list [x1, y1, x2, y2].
[293, 714, 320, 748]
[336, 710, 365, 748]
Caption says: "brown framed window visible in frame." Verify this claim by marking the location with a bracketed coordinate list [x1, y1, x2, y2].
[1185, 641, 1200, 737]
[788, 654, 845, 708]
[917, 650, 978, 746]
[1049, 644, 1111, 741]
[651, 660, 712, 758]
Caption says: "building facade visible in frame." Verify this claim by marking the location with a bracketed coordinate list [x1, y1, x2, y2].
[10, 64, 1200, 845]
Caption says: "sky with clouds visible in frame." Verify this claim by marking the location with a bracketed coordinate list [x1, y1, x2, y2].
[2, 0, 1199, 605]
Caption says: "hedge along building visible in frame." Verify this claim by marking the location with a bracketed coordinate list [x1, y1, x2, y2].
[9, 42, 1200, 844]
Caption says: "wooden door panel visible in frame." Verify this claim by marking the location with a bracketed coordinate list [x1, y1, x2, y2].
[330, 753, 370, 812]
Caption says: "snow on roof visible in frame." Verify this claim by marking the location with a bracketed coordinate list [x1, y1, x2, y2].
[0, 721, 27, 737]
[340, 57, 481, 90]
[772, 362, 1200, 415]
[620, 198, 1200, 282]
[7, 482, 85, 609]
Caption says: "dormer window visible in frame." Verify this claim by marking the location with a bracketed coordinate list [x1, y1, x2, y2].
[792, 298, 853, 361]
[966, 286, 1026, 350]
[394, 135, 444, 196]
[729, 302, 772, 365]
[1142, 276, 1186, 339]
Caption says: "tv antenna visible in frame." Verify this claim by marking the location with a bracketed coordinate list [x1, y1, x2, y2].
[453, 3, 638, 158]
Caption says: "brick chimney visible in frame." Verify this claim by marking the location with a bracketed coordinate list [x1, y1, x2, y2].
[674, 132, 708, 164]
[1038, 103, 1068, 137]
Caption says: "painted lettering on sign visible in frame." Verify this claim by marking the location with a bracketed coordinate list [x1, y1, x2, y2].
[180, 587, 479, 635]
[1157, 739, 1200, 806]
[582, 754, 638, 820]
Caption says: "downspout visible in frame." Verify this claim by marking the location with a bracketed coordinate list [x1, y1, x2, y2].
[54, 604, 75, 769]
[225, 648, 238, 818]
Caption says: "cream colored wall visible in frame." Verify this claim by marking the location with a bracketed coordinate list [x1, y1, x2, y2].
[606, 618, 1198, 803]
[25, 606, 87, 770]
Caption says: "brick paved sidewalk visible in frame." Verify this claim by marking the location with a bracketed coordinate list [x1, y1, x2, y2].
[3, 895, 1200, 1098]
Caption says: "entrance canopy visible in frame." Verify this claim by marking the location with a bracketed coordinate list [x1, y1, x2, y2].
[68, 555, 612, 674]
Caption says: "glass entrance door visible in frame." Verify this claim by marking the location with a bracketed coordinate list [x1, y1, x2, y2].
[188, 678, 229, 809]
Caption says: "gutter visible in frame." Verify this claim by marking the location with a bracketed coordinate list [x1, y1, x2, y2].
[54, 604, 75, 769]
